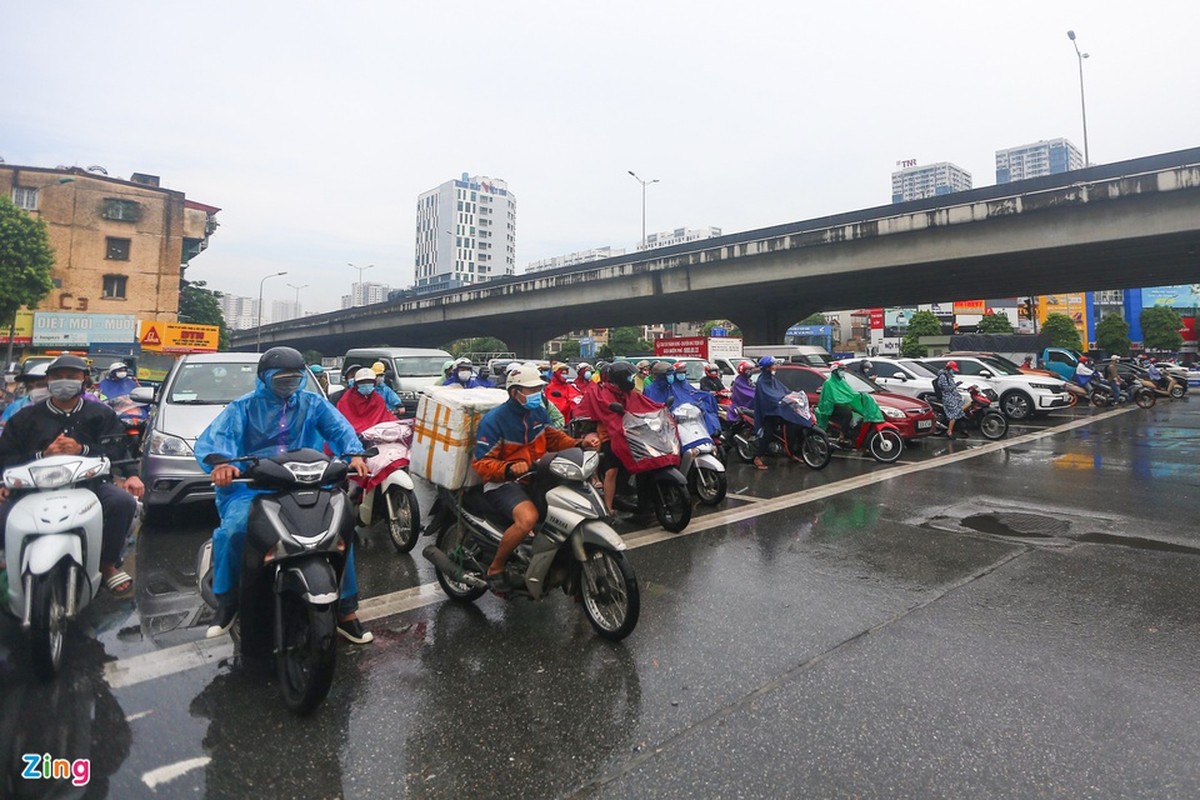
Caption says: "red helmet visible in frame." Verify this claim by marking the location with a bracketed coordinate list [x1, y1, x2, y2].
[736, 360, 754, 375]
[672, 361, 687, 374]
[704, 362, 719, 376]
[945, 360, 959, 372]
[1079, 355, 1088, 363]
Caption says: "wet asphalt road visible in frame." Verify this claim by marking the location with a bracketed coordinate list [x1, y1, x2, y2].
[3, 400, 1200, 798]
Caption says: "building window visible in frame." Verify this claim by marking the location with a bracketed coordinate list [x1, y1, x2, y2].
[12, 186, 38, 210]
[102, 274, 128, 299]
[106, 237, 131, 260]
[102, 198, 141, 222]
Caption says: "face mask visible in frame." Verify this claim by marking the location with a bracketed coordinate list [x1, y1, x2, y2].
[676, 373, 687, 381]
[582, 371, 592, 381]
[666, 374, 675, 384]
[457, 370, 473, 382]
[114, 370, 128, 380]
[522, 391, 544, 410]
[270, 373, 304, 398]
[48, 379, 83, 401]
[356, 384, 376, 396]
[29, 387, 50, 403]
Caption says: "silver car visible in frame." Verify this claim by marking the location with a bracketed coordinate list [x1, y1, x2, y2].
[137, 352, 321, 521]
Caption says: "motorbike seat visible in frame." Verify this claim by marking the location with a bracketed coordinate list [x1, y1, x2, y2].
[461, 487, 514, 530]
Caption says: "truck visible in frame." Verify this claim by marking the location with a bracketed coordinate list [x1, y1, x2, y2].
[946, 333, 1051, 366]
[653, 336, 744, 386]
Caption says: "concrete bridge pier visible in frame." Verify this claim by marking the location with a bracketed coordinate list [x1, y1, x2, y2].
[733, 305, 815, 346]
[502, 327, 560, 360]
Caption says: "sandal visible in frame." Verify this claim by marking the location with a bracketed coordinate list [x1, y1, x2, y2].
[485, 571, 513, 597]
[752, 457, 768, 470]
[104, 570, 134, 598]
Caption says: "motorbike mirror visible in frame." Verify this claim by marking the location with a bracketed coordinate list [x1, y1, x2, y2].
[608, 402, 625, 414]
[665, 396, 676, 408]
[202, 453, 228, 466]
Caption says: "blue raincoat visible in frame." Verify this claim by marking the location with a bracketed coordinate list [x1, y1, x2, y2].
[195, 373, 365, 607]
[753, 370, 815, 431]
[644, 376, 722, 435]
[98, 376, 138, 399]
[441, 374, 494, 389]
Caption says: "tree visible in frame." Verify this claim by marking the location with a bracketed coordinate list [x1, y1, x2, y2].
[556, 339, 581, 360]
[1140, 306, 1184, 352]
[301, 349, 324, 365]
[0, 196, 55, 357]
[798, 312, 826, 325]
[1041, 312, 1083, 350]
[445, 336, 510, 357]
[1094, 314, 1130, 356]
[178, 280, 230, 349]
[898, 310, 942, 357]
[607, 326, 650, 357]
[976, 312, 1013, 333]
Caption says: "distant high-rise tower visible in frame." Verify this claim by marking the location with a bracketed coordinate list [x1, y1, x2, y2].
[891, 162, 972, 204]
[414, 173, 516, 294]
[995, 138, 1083, 184]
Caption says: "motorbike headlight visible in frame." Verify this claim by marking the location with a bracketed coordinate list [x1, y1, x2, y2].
[549, 458, 585, 482]
[881, 406, 906, 419]
[29, 464, 74, 488]
[148, 431, 194, 456]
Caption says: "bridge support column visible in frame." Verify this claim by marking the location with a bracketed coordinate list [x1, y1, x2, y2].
[509, 328, 556, 359]
[735, 307, 814, 346]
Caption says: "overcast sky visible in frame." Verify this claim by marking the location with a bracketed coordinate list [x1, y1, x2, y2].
[5, 1, 1199, 314]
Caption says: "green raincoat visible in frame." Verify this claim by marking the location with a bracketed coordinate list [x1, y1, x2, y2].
[815, 368, 884, 428]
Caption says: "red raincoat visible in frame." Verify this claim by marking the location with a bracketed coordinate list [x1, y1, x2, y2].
[576, 383, 680, 474]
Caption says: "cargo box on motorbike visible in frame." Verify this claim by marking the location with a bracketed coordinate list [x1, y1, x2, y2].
[410, 385, 508, 490]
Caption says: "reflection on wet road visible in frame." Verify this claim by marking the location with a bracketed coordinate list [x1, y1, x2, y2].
[5, 402, 1200, 797]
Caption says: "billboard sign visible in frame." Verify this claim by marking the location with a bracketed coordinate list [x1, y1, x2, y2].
[952, 300, 986, 315]
[33, 313, 137, 346]
[1140, 284, 1200, 309]
[1037, 293, 1088, 336]
[138, 321, 221, 353]
[0, 309, 35, 345]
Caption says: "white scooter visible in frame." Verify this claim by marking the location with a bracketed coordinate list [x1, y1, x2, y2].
[673, 403, 728, 506]
[3, 454, 112, 679]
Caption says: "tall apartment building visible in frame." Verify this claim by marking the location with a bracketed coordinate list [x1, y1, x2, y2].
[995, 138, 1084, 183]
[891, 162, 972, 204]
[219, 294, 259, 331]
[414, 173, 516, 294]
[272, 299, 302, 323]
[637, 226, 722, 251]
[525, 246, 625, 274]
[340, 281, 391, 309]
[1, 165, 219, 320]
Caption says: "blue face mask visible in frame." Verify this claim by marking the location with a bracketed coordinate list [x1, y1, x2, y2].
[666, 374, 675, 384]
[582, 370, 592, 381]
[523, 391, 544, 409]
[357, 384, 376, 396]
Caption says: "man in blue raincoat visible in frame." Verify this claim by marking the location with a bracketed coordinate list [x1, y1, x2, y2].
[195, 347, 374, 644]
[98, 361, 138, 400]
[644, 361, 722, 436]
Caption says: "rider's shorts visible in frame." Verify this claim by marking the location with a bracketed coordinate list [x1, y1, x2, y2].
[483, 482, 532, 521]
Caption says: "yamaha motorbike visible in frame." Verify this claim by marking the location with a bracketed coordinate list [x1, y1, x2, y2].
[422, 448, 640, 640]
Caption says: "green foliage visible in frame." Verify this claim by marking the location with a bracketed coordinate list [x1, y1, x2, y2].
[446, 336, 510, 357]
[178, 279, 230, 349]
[1140, 306, 1184, 352]
[898, 310, 941, 357]
[1041, 313, 1083, 350]
[556, 339, 581, 359]
[607, 326, 650, 357]
[0, 196, 55, 325]
[797, 313, 826, 326]
[1094, 314, 1130, 356]
[301, 349, 324, 365]
[976, 312, 1013, 333]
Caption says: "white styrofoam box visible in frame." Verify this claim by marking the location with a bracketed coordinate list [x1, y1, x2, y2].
[410, 385, 508, 490]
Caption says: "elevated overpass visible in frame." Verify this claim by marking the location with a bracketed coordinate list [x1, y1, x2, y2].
[233, 147, 1200, 354]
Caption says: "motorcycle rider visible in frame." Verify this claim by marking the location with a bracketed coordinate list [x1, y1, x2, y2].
[817, 364, 886, 443]
[573, 362, 596, 394]
[444, 357, 493, 389]
[1, 361, 50, 425]
[195, 347, 373, 644]
[0, 354, 143, 596]
[634, 360, 652, 393]
[1103, 355, 1125, 403]
[699, 363, 724, 393]
[371, 361, 405, 411]
[545, 362, 580, 423]
[751, 356, 785, 470]
[98, 361, 138, 400]
[471, 364, 599, 594]
[309, 363, 330, 394]
[575, 361, 650, 511]
[933, 361, 966, 438]
[729, 360, 756, 421]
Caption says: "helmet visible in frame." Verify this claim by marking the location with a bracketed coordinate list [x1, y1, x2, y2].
[453, 357, 473, 369]
[595, 361, 612, 382]
[107, 361, 128, 376]
[371, 361, 387, 375]
[553, 361, 569, 374]
[17, 361, 48, 382]
[353, 367, 377, 384]
[257, 346, 305, 379]
[736, 360, 754, 375]
[672, 361, 688, 374]
[442, 359, 455, 374]
[47, 354, 89, 374]
[507, 364, 545, 389]
[861, 360, 874, 373]
[609, 361, 637, 392]
[1110, 354, 1120, 361]
[945, 360, 959, 372]
[635, 360, 651, 372]
[757, 355, 775, 369]
[650, 361, 672, 377]
[704, 363, 719, 376]
[309, 363, 324, 374]
[576, 361, 593, 373]
[1079, 355, 1088, 363]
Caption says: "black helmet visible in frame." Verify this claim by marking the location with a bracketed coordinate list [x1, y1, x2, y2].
[257, 346, 305, 379]
[46, 354, 89, 374]
[609, 361, 637, 392]
[650, 361, 672, 377]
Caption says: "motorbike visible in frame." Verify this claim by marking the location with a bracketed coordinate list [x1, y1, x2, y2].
[730, 392, 832, 470]
[196, 447, 362, 714]
[1087, 374, 1155, 409]
[107, 394, 149, 457]
[421, 448, 640, 641]
[353, 419, 420, 553]
[824, 413, 905, 464]
[3, 453, 134, 679]
[928, 384, 1009, 440]
[1144, 366, 1186, 400]
[672, 402, 727, 506]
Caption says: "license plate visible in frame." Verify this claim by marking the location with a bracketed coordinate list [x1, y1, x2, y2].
[917, 419, 932, 429]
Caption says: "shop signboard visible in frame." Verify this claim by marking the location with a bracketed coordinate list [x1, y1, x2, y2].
[32, 312, 137, 347]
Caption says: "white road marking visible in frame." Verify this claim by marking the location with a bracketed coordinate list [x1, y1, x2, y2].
[142, 757, 211, 790]
[724, 492, 765, 503]
[104, 407, 1130, 690]
[124, 709, 154, 722]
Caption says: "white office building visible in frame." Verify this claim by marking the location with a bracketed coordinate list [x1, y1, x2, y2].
[414, 173, 516, 294]
[637, 226, 722, 251]
[995, 138, 1084, 183]
[272, 300, 302, 323]
[525, 246, 625, 274]
[340, 281, 391, 309]
[218, 293, 259, 331]
[891, 162, 972, 203]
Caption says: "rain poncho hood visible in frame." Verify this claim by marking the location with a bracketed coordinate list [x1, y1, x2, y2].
[195, 374, 362, 473]
[753, 370, 818, 429]
[336, 384, 396, 433]
[815, 368, 884, 428]
[442, 373, 493, 389]
[728, 373, 756, 420]
[644, 376, 721, 435]
[98, 375, 138, 399]
[577, 383, 680, 473]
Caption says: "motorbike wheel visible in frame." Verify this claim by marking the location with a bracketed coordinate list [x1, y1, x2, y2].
[867, 429, 904, 464]
[579, 546, 640, 641]
[1170, 383, 1185, 399]
[1089, 392, 1108, 408]
[276, 592, 337, 715]
[734, 434, 757, 464]
[800, 429, 833, 470]
[689, 466, 727, 506]
[384, 486, 421, 553]
[30, 568, 67, 680]
[433, 523, 487, 603]
[653, 482, 692, 533]
[978, 412, 1008, 440]
[1135, 390, 1156, 409]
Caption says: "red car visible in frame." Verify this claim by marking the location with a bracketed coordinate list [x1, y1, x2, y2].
[772, 365, 937, 441]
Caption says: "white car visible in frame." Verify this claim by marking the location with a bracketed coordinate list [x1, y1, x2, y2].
[921, 355, 1072, 420]
[837, 357, 973, 406]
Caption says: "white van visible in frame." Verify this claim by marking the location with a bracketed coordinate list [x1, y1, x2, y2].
[742, 345, 832, 368]
[342, 346, 453, 414]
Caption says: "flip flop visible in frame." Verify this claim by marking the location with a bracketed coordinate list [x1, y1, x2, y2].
[485, 572, 513, 597]
[753, 459, 768, 471]
[104, 570, 134, 597]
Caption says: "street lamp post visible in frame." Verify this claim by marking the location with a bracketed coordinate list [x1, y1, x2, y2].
[256, 271, 288, 352]
[1067, 30, 1090, 166]
[627, 171, 659, 250]
[286, 282, 309, 317]
[347, 263, 374, 307]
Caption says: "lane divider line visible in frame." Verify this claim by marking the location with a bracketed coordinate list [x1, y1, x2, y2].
[141, 757, 211, 790]
[104, 407, 1130, 690]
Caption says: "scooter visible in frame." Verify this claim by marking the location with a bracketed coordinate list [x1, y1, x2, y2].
[3, 454, 122, 679]
[353, 420, 420, 553]
[422, 448, 640, 641]
[824, 415, 906, 463]
[108, 395, 149, 457]
[730, 392, 832, 470]
[196, 448, 361, 714]
[607, 402, 692, 533]
[928, 384, 1009, 440]
[1088, 375, 1155, 409]
[673, 402, 727, 506]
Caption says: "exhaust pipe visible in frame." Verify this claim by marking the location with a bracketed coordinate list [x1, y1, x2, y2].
[422, 546, 487, 589]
